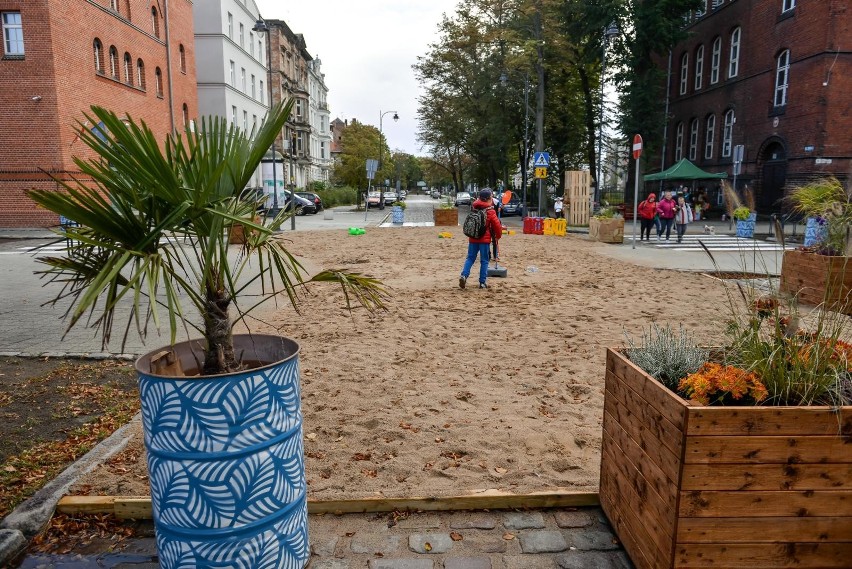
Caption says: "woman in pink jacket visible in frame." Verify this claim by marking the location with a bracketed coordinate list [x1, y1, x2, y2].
[656, 190, 677, 241]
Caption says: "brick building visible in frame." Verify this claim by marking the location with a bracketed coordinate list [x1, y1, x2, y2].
[658, 0, 851, 214]
[0, 0, 197, 228]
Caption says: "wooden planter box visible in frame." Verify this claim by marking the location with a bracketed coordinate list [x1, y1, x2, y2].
[589, 217, 624, 243]
[601, 349, 852, 569]
[780, 250, 852, 313]
[433, 208, 458, 226]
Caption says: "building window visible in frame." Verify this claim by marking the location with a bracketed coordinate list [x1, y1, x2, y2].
[712, 0, 724, 8]
[151, 7, 159, 38]
[124, 0, 131, 20]
[109, 46, 119, 78]
[155, 67, 163, 96]
[774, 49, 790, 107]
[231, 105, 237, 127]
[182, 103, 189, 127]
[252, 114, 257, 134]
[239, 22, 244, 47]
[110, 0, 119, 12]
[675, 122, 684, 162]
[710, 37, 721, 84]
[251, 74, 256, 99]
[93, 39, 104, 73]
[241, 67, 246, 92]
[243, 110, 248, 132]
[296, 99, 303, 120]
[321, 141, 326, 159]
[179, 44, 186, 73]
[249, 32, 254, 57]
[704, 115, 716, 159]
[694, 45, 704, 90]
[689, 119, 699, 161]
[227, 12, 233, 39]
[260, 80, 264, 103]
[728, 27, 740, 78]
[229, 60, 235, 86]
[722, 109, 735, 157]
[258, 40, 263, 65]
[136, 58, 145, 89]
[679, 53, 689, 95]
[123, 52, 132, 83]
[782, 0, 796, 12]
[2, 12, 24, 56]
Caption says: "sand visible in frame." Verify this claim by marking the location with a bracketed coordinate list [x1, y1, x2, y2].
[72, 227, 730, 500]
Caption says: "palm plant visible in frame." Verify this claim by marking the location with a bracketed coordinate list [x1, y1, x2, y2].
[29, 102, 386, 375]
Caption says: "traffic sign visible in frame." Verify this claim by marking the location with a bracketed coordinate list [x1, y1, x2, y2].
[534, 167, 548, 179]
[533, 152, 550, 167]
[632, 135, 643, 160]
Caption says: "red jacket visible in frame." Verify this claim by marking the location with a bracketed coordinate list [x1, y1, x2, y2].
[468, 199, 502, 244]
[637, 196, 657, 220]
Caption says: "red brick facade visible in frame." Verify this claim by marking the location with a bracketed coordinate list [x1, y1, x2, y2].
[657, 0, 851, 213]
[0, 0, 197, 227]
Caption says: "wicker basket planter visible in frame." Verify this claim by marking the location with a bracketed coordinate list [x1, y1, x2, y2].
[779, 250, 852, 313]
[601, 348, 852, 569]
[433, 208, 458, 226]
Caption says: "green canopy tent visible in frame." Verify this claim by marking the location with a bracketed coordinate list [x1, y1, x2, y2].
[644, 158, 728, 181]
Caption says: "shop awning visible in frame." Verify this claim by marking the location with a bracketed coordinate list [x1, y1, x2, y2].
[643, 158, 728, 181]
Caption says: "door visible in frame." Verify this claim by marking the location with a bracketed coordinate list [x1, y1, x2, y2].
[758, 142, 787, 213]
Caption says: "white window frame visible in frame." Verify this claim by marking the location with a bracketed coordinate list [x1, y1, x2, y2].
[260, 80, 264, 103]
[689, 119, 699, 161]
[136, 58, 144, 88]
[109, 46, 118, 78]
[243, 110, 248, 132]
[239, 23, 244, 47]
[695, 45, 704, 90]
[2, 12, 24, 56]
[675, 123, 684, 161]
[251, 74, 256, 99]
[679, 53, 689, 95]
[151, 7, 159, 38]
[782, 0, 796, 13]
[231, 105, 237, 127]
[229, 60, 235, 86]
[227, 13, 233, 39]
[722, 109, 735, 157]
[712, 0, 724, 8]
[241, 67, 246, 92]
[123, 52, 132, 83]
[249, 32, 254, 57]
[774, 49, 790, 107]
[155, 67, 163, 96]
[705, 115, 716, 159]
[93, 39, 102, 72]
[711, 37, 721, 84]
[728, 27, 741, 78]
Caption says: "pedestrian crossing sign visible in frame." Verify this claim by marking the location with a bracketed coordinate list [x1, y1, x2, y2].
[533, 152, 550, 167]
[534, 167, 548, 179]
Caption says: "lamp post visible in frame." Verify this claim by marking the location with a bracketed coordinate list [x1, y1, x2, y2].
[252, 18, 278, 215]
[378, 110, 399, 210]
[595, 22, 620, 209]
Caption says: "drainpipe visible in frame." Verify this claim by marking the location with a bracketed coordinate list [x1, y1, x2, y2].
[660, 50, 672, 192]
[163, 0, 176, 132]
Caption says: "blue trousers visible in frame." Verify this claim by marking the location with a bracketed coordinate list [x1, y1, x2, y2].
[461, 242, 490, 285]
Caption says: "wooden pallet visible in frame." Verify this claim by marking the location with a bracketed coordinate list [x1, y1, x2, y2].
[565, 171, 591, 226]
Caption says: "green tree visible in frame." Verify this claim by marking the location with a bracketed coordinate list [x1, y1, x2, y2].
[332, 120, 393, 196]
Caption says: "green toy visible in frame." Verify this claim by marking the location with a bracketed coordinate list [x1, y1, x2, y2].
[348, 227, 365, 235]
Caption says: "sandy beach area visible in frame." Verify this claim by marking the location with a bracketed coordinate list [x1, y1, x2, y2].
[73, 226, 730, 499]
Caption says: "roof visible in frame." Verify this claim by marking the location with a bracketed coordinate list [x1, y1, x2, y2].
[644, 158, 728, 181]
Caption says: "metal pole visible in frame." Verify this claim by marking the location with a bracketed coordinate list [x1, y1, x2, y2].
[522, 77, 529, 217]
[290, 135, 296, 230]
[267, 34, 279, 216]
[596, 32, 606, 208]
[379, 111, 384, 210]
[632, 155, 640, 249]
[365, 178, 371, 222]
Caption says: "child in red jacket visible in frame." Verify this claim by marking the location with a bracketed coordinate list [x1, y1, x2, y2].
[459, 189, 502, 289]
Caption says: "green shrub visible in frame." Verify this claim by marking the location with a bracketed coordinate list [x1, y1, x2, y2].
[624, 324, 709, 391]
[315, 186, 359, 208]
[733, 206, 751, 221]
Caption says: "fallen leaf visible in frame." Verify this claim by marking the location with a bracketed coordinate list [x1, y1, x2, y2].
[494, 467, 508, 474]
[423, 542, 432, 551]
[352, 452, 372, 461]
[450, 531, 463, 541]
[345, 532, 356, 537]
[503, 532, 515, 540]
[3, 465, 17, 473]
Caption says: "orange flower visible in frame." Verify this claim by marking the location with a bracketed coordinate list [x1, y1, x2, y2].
[679, 363, 768, 406]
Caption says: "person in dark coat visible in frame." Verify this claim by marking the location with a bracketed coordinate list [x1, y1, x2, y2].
[459, 189, 502, 289]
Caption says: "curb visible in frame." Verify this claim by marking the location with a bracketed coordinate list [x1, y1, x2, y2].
[0, 412, 141, 552]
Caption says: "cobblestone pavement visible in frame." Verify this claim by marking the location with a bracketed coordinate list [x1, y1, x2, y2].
[15, 507, 632, 568]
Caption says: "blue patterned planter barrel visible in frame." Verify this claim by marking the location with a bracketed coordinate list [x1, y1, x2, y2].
[736, 213, 757, 238]
[135, 335, 308, 569]
[804, 217, 828, 247]
[392, 205, 404, 224]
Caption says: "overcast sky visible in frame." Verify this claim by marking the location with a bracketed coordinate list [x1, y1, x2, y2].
[254, 0, 459, 156]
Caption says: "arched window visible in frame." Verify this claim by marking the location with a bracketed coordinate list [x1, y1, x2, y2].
[123, 52, 132, 83]
[728, 27, 741, 78]
[151, 6, 160, 38]
[705, 114, 716, 159]
[695, 45, 704, 90]
[675, 122, 685, 162]
[782, 0, 796, 13]
[689, 119, 699, 161]
[774, 49, 790, 107]
[182, 103, 189, 127]
[136, 58, 145, 89]
[155, 66, 163, 96]
[124, 0, 131, 19]
[710, 36, 721, 84]
[178, 44, 186, 73]
[110, 0, 119, 12]
[109, 46, 118, 78]
[679, 53, 689, 95]
[93, 38, 103, 73]
[722, 109, 736, 157]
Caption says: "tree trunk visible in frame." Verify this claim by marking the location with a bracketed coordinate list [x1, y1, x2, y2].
[578, 66, 597, 188]
[203, 286, 236, 375]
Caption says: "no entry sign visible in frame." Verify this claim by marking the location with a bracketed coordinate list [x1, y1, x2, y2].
[632, 134, 643, 160]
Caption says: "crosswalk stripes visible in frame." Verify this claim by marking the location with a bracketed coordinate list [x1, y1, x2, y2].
[628, 234, 793, 252]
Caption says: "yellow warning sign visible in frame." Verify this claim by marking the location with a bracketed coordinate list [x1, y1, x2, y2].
[534, 167, 548, 179]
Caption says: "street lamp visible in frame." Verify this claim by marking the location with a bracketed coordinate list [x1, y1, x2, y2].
[252, 18, 279, 216]
[378, 110, 398, 210]
[500, 71, 531, 217]
[595, 22, 620, 209]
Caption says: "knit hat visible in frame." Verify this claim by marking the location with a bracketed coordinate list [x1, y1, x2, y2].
[479, 189, 492, 201]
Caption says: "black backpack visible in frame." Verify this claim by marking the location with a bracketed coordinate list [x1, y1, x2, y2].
[463, 207, 488, 238]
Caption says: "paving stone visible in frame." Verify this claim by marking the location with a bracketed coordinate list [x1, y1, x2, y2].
[312, 561, 351, 569]
[553, 510, 593, 528]
[450, 514, 498, 530]
[503, 512, 546, 530]
[556, 551, 627, 569]
[312, 535, 340, 557]
[351, 534, 401, 554]
[518, 530, 569, 554]
[398, 514, 441, 529]
[369, 559, 434, 569]
[567, 530, 620, 551]
[443, 556, 492, 569]
[503, 554, 559, 569]
[408, 533, 454, 554]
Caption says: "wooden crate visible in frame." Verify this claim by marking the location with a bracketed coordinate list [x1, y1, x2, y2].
[565, 170, 591, 226]
[601, 349, 852, 569]
[433, 208, 458, 226]
[779, 250, 852, 313]
[589, 218, 624, 244]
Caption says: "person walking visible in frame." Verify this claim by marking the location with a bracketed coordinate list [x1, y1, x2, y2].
[554, 197, 564, 219]
[656, 190, 677, 241]
[674, 194, 694, 243]
[459, 189, 502, 289]
[637, 192, 658, 241]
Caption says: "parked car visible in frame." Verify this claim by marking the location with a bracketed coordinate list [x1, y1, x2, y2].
[296, 191, 323, 212]
[282, 191, 316, 215]
[497, 193, 524, 216]
[431, 189, 442, 199]
[383, 191, 397, 205]
[366, 192, 382, 208]
[454, 192, 472, 206]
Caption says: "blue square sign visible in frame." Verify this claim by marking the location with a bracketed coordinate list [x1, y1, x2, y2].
[533, 152, 550, 167]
